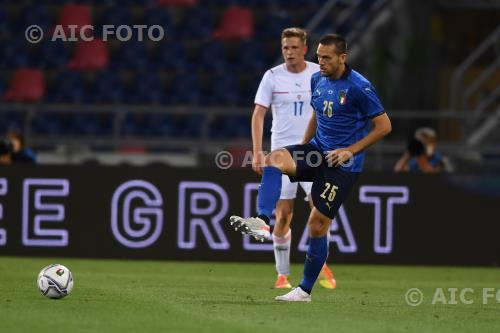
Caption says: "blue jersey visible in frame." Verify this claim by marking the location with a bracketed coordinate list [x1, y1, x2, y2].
[309, 66, 385, 172]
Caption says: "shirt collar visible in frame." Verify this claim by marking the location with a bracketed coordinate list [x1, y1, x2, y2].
[339, 64, 351, 80]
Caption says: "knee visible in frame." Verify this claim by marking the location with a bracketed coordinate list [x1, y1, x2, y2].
[275, 207, 293, 225]
[264, 150, 285, 168]
[308, 217, 331, 238]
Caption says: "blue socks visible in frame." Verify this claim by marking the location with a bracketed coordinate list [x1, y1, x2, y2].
[299, 236, 328, 294]
[257, 166, 282, 220]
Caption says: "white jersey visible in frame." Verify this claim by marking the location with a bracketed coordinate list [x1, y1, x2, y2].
[254, 61, 319, 150]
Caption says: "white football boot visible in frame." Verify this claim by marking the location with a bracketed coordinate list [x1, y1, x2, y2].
[229, 215, 270, 242]
[275, 287, 311, 302]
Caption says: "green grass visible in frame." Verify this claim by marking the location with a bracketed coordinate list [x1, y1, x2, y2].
[0, 257, 499, 333]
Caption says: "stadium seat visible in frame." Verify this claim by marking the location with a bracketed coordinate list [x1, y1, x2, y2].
[129, 72, 164, 104]
[182, 7, 213, 38]
[48, 70, 85, 103]
[33, 40, 68, 69]
[24, 6, 50, 29]
[88, 70, 124, 104]
[1, 41, 28, 69]
[31, 112, 63, 135]
[155, 41, 188, 70]
[58, 4, 93, 38]
[98, 5, 131, 28]
[4, 68, 45, 102]
[213, 6, 254, 40]
[67, 39, 109, 70]
[114, 41, 149, 70]
[168, 72, 201, 105]
[157, 0, 198, 7]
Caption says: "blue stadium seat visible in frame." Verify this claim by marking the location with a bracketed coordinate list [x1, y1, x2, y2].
[146, 114, 174, 136]
[114, 41, 149, 70]
[69, 112, 113, 136]
[99, 5, 132, 27]
[199, 41, 226, 71]
[155, 41, 188, 70]
[31, 112, 63, 135]
[211, 72, 241, 106]
[129, 72, 164, 104]
[171, 114, 205, 137]
[0, 112, 23, 133]
[88, 70, 124, 104]
[182, 7, 213, 38]
[47, 70, 85, 103]
[256, 11, 291, 39]
[144, 7, 171, 32]
[32, 40, 68, 69]
[23, 5, 50, 29]
[168, 71, 201, 105]
[1, 41, 28, 69]
[209, 115, 250, 138]
[239, 40, 266, 71]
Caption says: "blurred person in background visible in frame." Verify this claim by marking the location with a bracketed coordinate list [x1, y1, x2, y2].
[251, 27, 336, 290]
[6, 129, 37, 164]
[0, 137, 13, 165]
[394, 127, 452, 173]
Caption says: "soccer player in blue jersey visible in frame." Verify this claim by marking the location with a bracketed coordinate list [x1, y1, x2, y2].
[230, 33, 392, 302]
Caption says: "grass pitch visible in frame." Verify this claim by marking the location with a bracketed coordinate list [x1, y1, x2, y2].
[0, 257, 499, 333]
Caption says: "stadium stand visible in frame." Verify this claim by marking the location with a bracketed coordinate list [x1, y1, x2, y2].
[0, 0, 497, 171]
[4, 68, 45, 102]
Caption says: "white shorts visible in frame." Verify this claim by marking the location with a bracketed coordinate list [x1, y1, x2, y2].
[280, 175, 312, 200]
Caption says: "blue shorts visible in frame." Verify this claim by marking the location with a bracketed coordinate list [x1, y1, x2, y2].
[284, 143, 360, 219]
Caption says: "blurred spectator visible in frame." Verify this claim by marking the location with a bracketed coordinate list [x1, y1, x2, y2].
[6, 129, 37, 164]
[0, 137, 13, 165]
[394, 127, 453, 173]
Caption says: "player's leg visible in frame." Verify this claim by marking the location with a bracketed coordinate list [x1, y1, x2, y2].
[272, 178, 296, 288]
[300, 182, 337, 289]
[275, 207, 330, 302]
[230, 145, 308, 241]
[276, 168, 359, 301]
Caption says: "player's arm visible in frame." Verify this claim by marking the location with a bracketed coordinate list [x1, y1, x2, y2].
[301, 111, 317, 144]
[394, 151, 410, 172]
[328, 113, 391, 166]
[251, 104, 268, 174]
[350, 113, 392, 154]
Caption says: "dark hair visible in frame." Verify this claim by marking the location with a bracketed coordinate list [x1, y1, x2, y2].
[0, 137, 13, 155]
[7, 128, 24, 147]
[318, 33, 347, 54]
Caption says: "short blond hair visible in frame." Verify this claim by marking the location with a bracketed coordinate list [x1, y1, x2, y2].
[281, 27, 307, 45]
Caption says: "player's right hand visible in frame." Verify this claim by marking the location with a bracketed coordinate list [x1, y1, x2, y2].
[252, 151, 265, 175]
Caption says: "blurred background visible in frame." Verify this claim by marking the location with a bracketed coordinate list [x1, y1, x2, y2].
[0, 0, 499, 172]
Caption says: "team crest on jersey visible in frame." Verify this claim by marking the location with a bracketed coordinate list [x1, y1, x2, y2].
[338, 90, 347, 105]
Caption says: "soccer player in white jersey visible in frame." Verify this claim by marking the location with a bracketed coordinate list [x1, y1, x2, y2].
[251, 27, 336, 290]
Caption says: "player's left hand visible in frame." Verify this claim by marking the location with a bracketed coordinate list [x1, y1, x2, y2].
[325, 148, 354, 167]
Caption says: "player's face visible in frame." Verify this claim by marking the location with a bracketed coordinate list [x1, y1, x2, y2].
[317, 43, 346, 77]
[281, 37, 307, 67]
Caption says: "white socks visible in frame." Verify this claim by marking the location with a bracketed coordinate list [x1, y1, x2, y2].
[272, 229, 292, 276]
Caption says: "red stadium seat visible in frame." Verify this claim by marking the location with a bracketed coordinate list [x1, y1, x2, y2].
[58, 4, 93, 38]
[67, 39, 109, 70]
[156, 0, 198, 6]
[213, 6, 254, 40]
[4, 68, 45, 102]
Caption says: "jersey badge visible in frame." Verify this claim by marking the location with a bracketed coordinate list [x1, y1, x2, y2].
[338, 89, 347, 105]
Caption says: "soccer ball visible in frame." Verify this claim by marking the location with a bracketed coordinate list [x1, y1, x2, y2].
[37, 264, 74, 299]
